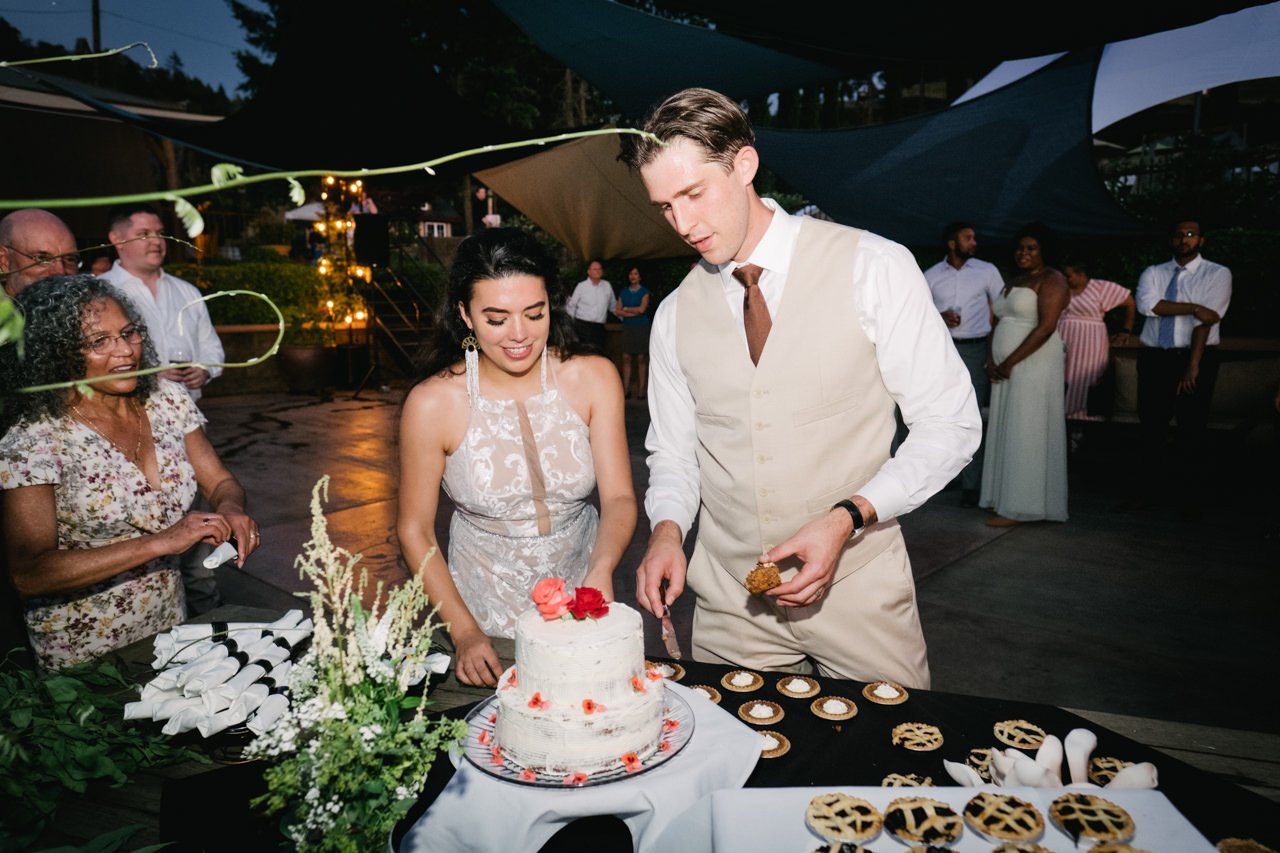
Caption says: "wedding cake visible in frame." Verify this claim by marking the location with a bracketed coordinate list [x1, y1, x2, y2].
[491, 582, 665, 776]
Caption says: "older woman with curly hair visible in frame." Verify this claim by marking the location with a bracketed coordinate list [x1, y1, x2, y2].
[0, 276, 259, 670]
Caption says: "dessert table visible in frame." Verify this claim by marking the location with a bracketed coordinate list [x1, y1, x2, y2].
[395, 656, 1280, 852]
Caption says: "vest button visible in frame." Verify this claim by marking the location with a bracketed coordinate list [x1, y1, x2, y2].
[754, 421, 766, 431]
[757, 454, 769, 464]
[761, 514, 772, 523]
[758, 488, 768, 497]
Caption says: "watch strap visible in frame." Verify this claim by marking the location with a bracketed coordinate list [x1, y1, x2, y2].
[832, 499, 864, 538]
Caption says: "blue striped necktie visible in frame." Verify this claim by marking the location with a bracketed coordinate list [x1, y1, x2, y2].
[1157, 267, 1181, 349]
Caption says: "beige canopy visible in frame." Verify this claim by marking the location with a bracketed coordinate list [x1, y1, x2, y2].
[474, 132, 694, 261]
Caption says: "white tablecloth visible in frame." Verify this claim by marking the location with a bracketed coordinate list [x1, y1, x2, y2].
[399, 681, 763, 853]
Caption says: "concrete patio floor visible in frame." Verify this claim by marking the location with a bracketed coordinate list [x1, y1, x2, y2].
[201, 387, 1280, 799]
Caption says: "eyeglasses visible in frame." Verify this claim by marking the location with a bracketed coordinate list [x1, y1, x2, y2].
[4, 245, 82, 272]
[83, 326, 144, 355]
[1172, 230, 1201, 238]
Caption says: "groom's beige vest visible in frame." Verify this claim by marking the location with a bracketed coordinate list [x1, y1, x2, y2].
[676, 217, 904, 585]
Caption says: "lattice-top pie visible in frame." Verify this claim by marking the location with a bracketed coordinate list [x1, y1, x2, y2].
[805, 793, 883, 842]
[881, 772, 933, 787]
[884, 796, 963, 845]
[993, 718, 1046, 749]
[967, 746, 993, 781]
[891, 721, 943, 751]
[1048, 793, 1135, 844]
[990, 844, 1053, 853]
[963, 791, 1045, 842]
[1088, 755, 1134, 785]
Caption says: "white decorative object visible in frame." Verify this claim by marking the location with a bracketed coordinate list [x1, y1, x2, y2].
[944, 726, 1158, 793]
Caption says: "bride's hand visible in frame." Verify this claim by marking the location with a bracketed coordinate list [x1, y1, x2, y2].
[452, 629, 502, 687]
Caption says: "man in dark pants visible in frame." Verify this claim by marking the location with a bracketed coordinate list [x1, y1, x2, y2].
[1135, 218, 1231, 503]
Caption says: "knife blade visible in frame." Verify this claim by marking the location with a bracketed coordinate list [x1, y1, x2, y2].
[659, 605, 682, 660]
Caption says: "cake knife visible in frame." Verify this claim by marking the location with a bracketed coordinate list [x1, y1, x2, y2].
[660, 605, 682, 660]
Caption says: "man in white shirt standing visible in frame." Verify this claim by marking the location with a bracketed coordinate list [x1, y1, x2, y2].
[620, 88, 979, 688]
[1135, 218, 1231, 501]
[99, 202, 227, 614]
[564, 259, 615, 350]
[923, 222, 1005, 507]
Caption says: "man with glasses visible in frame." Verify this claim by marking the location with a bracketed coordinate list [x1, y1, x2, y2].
[0, 208, 80, 298]
[1135, 218, 1232, 504]
[99, 202, 224, 402]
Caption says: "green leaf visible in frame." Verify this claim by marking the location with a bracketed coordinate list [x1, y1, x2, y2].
[169, 195, 205, 238]
[211, 162, 246, 188]
[287, 177, 306, 206]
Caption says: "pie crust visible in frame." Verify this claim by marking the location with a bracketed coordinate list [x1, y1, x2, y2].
[777, 675, 820, 698]
[687, 684, 721, 704]
[737, 699, 783, 725]
[1048, 792, 1135, 844]
[758, 729, 789, 758]
[811, 695, 858, 720]
[884, 796, 963, 845]
[805, 792, 883, 842]
[963, 791, 1045, 842]
[746, 561, 782, 594]
[881, 772, 933, 787]
[993, 718, 1046, 749]
[1088, 755, 1134, 785]
[861, 680, 909, 704]
[721, 669, 764, 692]
[891, 721, 944, 751]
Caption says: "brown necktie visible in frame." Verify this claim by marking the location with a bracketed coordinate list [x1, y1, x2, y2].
[732, 263, 771, 365]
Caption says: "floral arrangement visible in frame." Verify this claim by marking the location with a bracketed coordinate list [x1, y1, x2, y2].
[244, 476, 467, 851]
[531, 578, 609, 621]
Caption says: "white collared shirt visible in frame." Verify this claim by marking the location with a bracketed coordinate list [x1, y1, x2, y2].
[565, 277, 616, 323]
[645, 199, 980, 535]
[922, 257, 1005, 339]
[1136, 254, 1231, 348]
[98, 261, 225, 401]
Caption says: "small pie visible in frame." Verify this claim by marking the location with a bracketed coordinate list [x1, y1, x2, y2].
[1217, 840, 1279, 853]
[777, 675, 820, 698]
[759, 730, 789, 758]
[883, 796, 963, 845]
[737, 699, 783, 725]
[746, 560, 782, 594]
[644, 661, 685, 682]
[805, 793, 883, 843]
[881, 772, 933, 787]
[811, 696, 857, 720]
[1091, 845, 1152, 853]
[967, 746, 993, 781]
[861, 680, 909, 704]
[1048, 792, 1135, 845]
[993, 718, 1046, 749]
[891, 721, 943, 751]
[810, 844, 873, 853]
[990, 845, 1053, 853]
[721, 669, 764, 692]
[687, 684, 721, 704]
[963, 791, 1045, 842]
[1088, 755, 1134, 785]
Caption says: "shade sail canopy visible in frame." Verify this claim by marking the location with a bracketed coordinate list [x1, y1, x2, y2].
[475, 133, 692, 260]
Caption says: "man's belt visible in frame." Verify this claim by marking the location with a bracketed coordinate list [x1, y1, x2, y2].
[951, 336, 988, 345]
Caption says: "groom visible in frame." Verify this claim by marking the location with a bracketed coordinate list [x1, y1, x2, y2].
[620, 88, 979, 688]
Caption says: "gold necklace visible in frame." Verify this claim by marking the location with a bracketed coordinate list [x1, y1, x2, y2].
[69, 398, 143, 464]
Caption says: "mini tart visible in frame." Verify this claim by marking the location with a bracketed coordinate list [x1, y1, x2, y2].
[777, 674, 820, 698]
[811, 695, 857, 720]
[1217, 840, 1279, 853]
[861, 680, 909, 705]
[737, 699, 783, 725]
[967, 746, 993, 781]
[993, 718, 1046, 749]
[721, 669, 764, 692]
[811, 844, 873, 853]
[1091, 845, 1153, 853]
[881, 772, 933, 787]
[1048, 792, 1135, 845]
[805, 793, 883, 843]
[759, 729, 790, 758]
[1088, 755, 1134, 785]
[645, 660, 685, 682]
[991, 845, 1053, 853]
[891, 721, 943, 751]
[963, 791, 1045, 842]
[687, 684, 721, 704]
[884, 796, 963, 846]
[746, 560, 782, 594]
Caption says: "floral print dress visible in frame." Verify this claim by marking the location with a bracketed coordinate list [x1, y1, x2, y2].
[0, 381, 201, 671]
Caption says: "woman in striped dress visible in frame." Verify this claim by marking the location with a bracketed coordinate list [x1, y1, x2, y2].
[1060, 262, 1136, 420]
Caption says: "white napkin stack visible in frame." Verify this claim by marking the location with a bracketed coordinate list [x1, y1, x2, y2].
[943, 726, 1159, 790]
[151, 609, 306, 668]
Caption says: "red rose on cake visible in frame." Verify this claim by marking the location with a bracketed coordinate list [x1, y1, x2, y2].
[531, 577, 573, 620]
[569, 587, 609, 620]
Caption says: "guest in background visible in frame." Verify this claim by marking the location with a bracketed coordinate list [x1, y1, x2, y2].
[397, 229, 635, 687]
[564, 259, 615, 351]
[1059, 260, 1136, 421]
[980, 223, 1069, 526]
[614, 264, 652, 398]
[0, 276, 258, 671]
[0, 208, 79, 299]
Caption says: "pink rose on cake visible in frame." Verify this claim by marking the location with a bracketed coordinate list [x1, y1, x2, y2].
[532, 577, 572, 620]
[569, 587, 609, 620]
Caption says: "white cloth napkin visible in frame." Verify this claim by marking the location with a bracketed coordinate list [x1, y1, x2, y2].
[151, 610, 305, 668]
[399, 681, 762, 853]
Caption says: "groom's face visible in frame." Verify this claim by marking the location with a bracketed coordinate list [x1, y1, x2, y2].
[640, 137, 755, 266]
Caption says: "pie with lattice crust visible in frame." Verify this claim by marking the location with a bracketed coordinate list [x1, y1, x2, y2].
[1048, 793, 1135, 844]
[884, 796, 962, 844]
[967, 746, 993, 781]
[891, 721, 943, 751]
[805, 793, 883, 842]
[1088, 755, 1134, 785]
[881, 772, 933, 787]
[963, 791, 1045, 842]
[990, 844, 1053, 853]
[993, 718, 1046, 749]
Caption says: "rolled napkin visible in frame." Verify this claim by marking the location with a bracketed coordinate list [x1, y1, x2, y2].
[1034, 734, 1064, 786]
[202, 648, 294, 712]
[182, 635, 291, 696]
[123, 686, 184, 721]
[247, 691, 290, 736]
[151, 609, 305, 668]
[1064, 727, 1098, 785]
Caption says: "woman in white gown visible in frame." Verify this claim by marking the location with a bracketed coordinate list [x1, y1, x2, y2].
[398, 229, 636, 686]
[979, 223, 1070, 526]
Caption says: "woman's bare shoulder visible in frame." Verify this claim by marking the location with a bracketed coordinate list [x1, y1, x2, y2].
[403, 366, 468, 418]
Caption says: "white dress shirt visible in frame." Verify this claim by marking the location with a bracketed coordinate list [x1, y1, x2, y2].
[1135, 254, 1232, 348]
[99, 261, 225, 400]
[645, 199, 980, 536]
[923, 257, 1005, 339]
[565, 278, 616, 323]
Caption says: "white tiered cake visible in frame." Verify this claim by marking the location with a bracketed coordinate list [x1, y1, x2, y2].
[493, 600, 665, 776]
